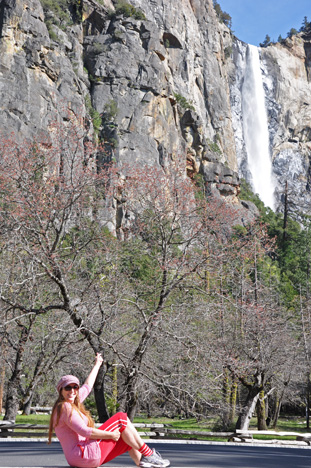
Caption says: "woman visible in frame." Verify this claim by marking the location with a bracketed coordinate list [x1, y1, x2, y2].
[48, 353, 170, 468]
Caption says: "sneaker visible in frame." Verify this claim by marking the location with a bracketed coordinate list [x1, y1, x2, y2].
[139, 449, 170, 468]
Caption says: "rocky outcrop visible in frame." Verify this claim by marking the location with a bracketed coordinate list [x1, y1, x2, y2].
[261, 33, 311, 211]
[83, 0, 238, 171]
[1, 0, 311, 223]
[0, 0, 255, 233]
[229, 31, 311, 213]
[0, 0, 89, 141]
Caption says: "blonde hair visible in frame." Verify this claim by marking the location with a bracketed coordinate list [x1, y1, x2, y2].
[48, 390, 95, 443]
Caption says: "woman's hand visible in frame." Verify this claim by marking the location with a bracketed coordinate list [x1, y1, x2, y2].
[95, 353, 104, 367]
[109, 428, 120, 441]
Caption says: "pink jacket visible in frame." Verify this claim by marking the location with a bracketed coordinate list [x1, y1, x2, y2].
[54, 384, 101, 467]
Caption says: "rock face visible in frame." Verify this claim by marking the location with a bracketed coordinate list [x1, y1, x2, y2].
[261, 32, 311, 211]
[2, 0, 311, 227]
[83, 0, 238, 173]
[229, 32, 311, 213]
[0, 0, 88, 139]
[1, 0, 252, 233]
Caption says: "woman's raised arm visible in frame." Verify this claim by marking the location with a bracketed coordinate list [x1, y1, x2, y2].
[84, 353, 104, 390]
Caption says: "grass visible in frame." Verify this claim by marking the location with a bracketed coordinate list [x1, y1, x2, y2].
[12, 414, 51, 424]
[270, 417, 311, 433]
[248, 416, 311, 441]
[1, 414, 311, 441]
[133, 416, 229, 442]
[134, 416, 217, 430]
[135, 416, 311, 441]
[248, 416, 311, 433]
[0, 414, 50, 425]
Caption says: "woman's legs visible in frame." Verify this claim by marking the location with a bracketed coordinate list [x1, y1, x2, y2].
[99, 413, 169, 467]
[120, 418, 146, 466]
[98, 412, 131, 465]
[128, 448, 142, 466]
[121, 417, 145, 450]
[121, 418, 169, 467]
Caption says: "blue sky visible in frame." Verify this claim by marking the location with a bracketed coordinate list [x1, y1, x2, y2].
[217, 0, 310, 46]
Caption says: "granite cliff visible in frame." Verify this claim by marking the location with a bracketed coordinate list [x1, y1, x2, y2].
[229, 31, 311, 213]
[1, 0, 311, 227]
[262, 32, 311, 212]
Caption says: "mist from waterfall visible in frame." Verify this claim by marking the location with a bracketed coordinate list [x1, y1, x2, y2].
[241, 44, 275, 210]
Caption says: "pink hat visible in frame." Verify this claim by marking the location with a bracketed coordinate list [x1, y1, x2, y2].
[57, 375, 80, 393]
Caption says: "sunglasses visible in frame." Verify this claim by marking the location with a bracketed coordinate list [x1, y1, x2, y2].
[63, 384, 79, 391]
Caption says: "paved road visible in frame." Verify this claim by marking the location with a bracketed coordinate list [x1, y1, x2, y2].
[1, 441, 311, 468]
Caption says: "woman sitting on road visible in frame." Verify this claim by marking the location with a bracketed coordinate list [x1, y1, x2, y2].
[48, 353, 170, 468]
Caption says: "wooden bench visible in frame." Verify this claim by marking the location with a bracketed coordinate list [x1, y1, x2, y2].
[30, 406, 52, 415]
[0, 422, 50, 438]
[229, 429, 311, 446]
[0, 422, 167, 439]
[4, 422, 310, 445]
[0, 422, 232, 440]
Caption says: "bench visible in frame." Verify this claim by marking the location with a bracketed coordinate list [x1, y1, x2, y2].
[0, 422, 167, 439]
[30, 406, 52, 415]
[0, 422, 232, 440]
[4, 422, 310, 445]
[229, 429, 311, 446]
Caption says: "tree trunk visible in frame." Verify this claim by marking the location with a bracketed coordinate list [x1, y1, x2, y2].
[299, 288, 311, 429]
[111, 362, 118, 415]
[256, 389, 267, 430]
[0, 366, 5, 414]
[21, 351, 45, 415]
[229, 380, 238, 425]
[222, 369, 231, 427]
[123, 315, 161, 419]
[22, 392, 34, 416]
[94, 363, 110, 422]
[0, 341, 7, 414]
[4, 321, 33, 421]
[272, 393, 281, 429]
[123, 368, 139, 421]
[4, 378, 20, 422]
[306, 373, 311, 430]
[236, 387, 261, 431]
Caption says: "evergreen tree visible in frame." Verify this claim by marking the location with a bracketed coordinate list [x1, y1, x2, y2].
[259, 34, 271, 48]
[213, 1, 232, 29]
[300, 16, 311, 33]
[287, 28, 298, 38]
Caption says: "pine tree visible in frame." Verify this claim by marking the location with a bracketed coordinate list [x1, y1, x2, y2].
[287, 28, 298, 38]
[300, 16, 311, 33]
[259, 34, 271, 48]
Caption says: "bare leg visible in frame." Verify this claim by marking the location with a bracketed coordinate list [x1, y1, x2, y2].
[121, 417, 145, 449]
[122, 421, 170, 468]
[121, 418, 145, 466]
[128, 448, 142, 466]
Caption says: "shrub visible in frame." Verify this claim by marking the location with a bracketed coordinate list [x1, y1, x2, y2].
[85, 95, 102, 136]
[224, 46, 232, 59]
[109, 0, 146, 20]
[173, 93, 195, 111]
[103, 100, 118, 121]
[207, 138, 221, 154]
[41, 0, 73, 29]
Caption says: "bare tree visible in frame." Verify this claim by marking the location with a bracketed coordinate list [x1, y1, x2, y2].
[97, 162, 240, 419]
[207, 224, 297, 430]
[0, 116, 116, 421]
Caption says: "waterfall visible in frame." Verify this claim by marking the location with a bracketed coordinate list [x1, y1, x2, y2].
[241, 45, 275, 210]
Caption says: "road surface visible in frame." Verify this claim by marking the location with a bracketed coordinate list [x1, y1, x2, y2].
[1, 441, 311, 467]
